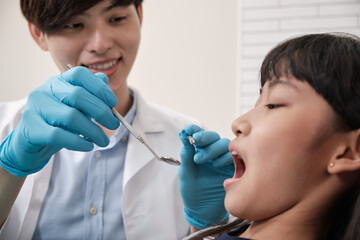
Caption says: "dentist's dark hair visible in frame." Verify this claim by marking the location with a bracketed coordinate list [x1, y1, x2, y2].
[20, 0, 143, 33]
[185, 32, 360, 240]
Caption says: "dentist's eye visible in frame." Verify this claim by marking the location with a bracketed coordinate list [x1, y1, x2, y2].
[110, 16, 127, 23]
[64, 23, 83, 29]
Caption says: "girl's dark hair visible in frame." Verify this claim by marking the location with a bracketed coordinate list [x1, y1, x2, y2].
[185, 33, 360, 240]
[20, 0, 143, 33]
[260, 32, 360, 130]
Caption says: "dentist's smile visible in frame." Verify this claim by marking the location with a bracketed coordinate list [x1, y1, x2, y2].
[82, 58, 121, 76]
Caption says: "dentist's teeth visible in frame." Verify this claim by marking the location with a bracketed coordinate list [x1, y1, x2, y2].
[231, 151, 238, 155]
[88, 60, 118, 70]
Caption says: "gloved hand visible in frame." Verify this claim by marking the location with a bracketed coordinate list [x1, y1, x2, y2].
[179, 124, 234, 229]
[0, 66, 119, 177]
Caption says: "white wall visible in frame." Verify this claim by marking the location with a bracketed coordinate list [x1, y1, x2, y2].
[0, 1, 58, 101]
[0, 0, 239, 139]
[240, 0, 360, 114]
[130, 0, 239, 138]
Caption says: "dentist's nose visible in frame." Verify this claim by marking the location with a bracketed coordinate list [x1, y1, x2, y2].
[231, 111, 251, 137]
[86, 26, 113, 55]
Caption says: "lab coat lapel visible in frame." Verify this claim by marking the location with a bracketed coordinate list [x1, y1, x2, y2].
[122, 89, 164, 189]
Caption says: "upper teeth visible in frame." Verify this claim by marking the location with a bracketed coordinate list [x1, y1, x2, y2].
[88, 60, 118, 70]
[231, 151, 237, 155]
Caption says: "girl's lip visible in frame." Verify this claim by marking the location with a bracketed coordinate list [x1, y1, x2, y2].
[224, 142, 246, 189]
[231, 150, 246, 178]
[223, 177, 241, 190]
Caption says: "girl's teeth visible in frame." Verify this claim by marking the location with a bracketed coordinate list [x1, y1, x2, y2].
[231, 151, 237, 155]
[88, 60, 117, 70]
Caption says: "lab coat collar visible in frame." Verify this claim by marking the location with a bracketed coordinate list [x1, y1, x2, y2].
[130, 87, 164, 133]
[122, 87, 166, 189]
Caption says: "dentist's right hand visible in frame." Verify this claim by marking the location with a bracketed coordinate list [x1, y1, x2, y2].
[0, 66, 119, 177]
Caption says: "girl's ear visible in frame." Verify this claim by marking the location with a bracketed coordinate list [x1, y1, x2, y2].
[328, 129, 360, 174]
[28, 22, 48, 51]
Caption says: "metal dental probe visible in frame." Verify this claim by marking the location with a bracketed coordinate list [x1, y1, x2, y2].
[66, 64, 181, 166]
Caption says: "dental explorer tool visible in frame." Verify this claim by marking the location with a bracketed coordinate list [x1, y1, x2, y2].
[188, 135, 196, 146]
[66, 64, 181, 166]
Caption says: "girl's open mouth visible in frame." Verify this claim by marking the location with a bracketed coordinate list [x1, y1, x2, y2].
[231, 151, 245, 179]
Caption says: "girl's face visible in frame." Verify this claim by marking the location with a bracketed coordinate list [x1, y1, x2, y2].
[225, 74, 344, 221]
[35, 0, 142, 96]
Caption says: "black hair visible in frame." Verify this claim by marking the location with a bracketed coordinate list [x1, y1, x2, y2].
[20, 0, 143, 33]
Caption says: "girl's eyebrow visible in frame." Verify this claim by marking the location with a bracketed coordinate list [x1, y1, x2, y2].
[268, 78, 298, 91]
[260, 78, 298, 96]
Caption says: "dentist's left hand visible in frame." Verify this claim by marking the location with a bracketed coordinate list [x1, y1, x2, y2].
[179, 124, 234, 229]
[0, 66, 120, 177]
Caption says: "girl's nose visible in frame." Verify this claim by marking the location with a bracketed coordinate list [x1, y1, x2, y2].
[231, 111, 252, 137]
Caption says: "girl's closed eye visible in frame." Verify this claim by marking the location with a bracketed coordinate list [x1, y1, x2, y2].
[266, 104, 284, 109]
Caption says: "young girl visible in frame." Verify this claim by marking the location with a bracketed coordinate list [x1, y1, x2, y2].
[180, 32, 360, 240]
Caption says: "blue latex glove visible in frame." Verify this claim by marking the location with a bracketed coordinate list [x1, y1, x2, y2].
[0, 66, 119, 177]
[179, 124, 234, 229]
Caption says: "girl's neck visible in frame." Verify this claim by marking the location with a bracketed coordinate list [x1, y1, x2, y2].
[240, 217, 323, 240]
[239, 198, 332, 240]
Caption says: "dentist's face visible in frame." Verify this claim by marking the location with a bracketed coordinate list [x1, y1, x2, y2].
[38, 0, 142, 96]
[225, 75, 344, 221]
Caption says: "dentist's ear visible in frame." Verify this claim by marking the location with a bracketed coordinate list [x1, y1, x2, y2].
[328, 129, 360, 174]
[136, 4, 143, 26]
[28, 22, 48, 51]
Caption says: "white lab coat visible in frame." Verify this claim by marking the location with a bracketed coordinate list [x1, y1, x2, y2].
[0, 88, 197, 240]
